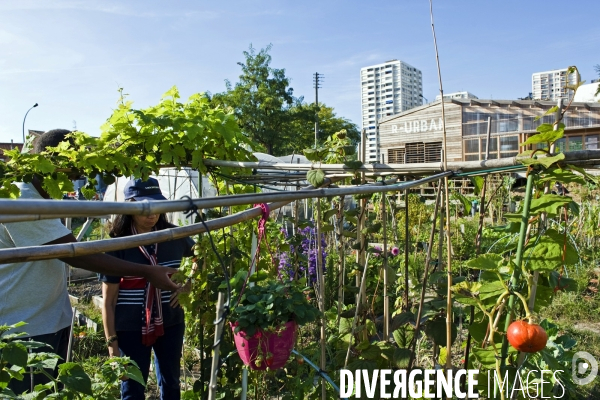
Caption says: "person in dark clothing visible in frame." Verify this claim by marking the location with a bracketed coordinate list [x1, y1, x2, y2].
[99, 178, 195, 400]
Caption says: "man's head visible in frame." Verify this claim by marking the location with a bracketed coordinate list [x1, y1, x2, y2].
[32, 129, 72, 154]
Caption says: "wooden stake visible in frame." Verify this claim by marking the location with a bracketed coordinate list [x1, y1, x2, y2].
[382, 192, 389, 340]
[409, 180, 442, 370]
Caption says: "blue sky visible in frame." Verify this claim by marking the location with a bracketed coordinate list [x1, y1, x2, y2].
[1, 0, 599, 143]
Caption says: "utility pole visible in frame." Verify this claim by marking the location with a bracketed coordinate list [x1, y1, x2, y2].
[313, 72, 323, 147]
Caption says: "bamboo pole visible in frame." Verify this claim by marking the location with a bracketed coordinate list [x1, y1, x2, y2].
[315, 198, 327, 400]
[202, 149, 600, 172]
[0, 174, 460, 221]
[382, 192, 389, 340]
[427, 0, 454, 368]
[404, 188, 410, 310]
[1, 175, 453, 264]
[408, 180, 442, 370]
[344, 254, 371, 368]
[336, 196, 346, 328]
[463, 116, 492, 376]
[208, 292, 226, 400]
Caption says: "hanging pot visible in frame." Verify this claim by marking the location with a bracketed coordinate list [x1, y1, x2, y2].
[231, 321, 297, 370]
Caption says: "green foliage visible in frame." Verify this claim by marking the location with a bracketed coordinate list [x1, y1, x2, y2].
[0, 322, 143, 399]
[228, 271, 320, 338]
[1, 86, 255, 198]
[211, 44, 298, 155]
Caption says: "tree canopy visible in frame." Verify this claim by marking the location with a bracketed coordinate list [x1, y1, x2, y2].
[213, 44, 359, 156]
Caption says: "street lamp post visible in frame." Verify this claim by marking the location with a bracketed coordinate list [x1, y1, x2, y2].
[22, 103, 39, 144]
[419, 94, 428, 105]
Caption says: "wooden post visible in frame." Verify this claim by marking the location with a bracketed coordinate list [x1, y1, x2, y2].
[208, 292, 226, 400]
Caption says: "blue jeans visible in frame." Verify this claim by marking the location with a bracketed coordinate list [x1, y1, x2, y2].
[118, 323, 184, 400]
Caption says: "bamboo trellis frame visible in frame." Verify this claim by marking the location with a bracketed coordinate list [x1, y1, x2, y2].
[0, 172, 453, 264]
[203, 149, 600, 172]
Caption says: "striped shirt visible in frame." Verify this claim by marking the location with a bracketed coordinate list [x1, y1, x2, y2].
[99, 236, 194, 331]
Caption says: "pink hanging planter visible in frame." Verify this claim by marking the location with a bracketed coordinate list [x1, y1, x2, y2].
[231, 320, 297, 370]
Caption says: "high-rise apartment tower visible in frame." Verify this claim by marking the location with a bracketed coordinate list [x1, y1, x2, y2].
[360, 60, 423, 163]
[532, 68, 577, 101]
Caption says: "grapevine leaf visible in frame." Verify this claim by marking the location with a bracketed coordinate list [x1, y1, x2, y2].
[33, 157, 56, 174]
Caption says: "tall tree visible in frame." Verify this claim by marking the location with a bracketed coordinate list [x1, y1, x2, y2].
[214, 44, 360, 156]
[213, 44, 301, 155]
[286, 103, 360, 154]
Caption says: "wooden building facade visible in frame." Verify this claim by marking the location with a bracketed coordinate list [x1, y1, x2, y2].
[378, 99, 600, 164]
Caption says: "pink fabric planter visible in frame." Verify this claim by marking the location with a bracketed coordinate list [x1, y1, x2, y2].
[232, 321, 297, 370]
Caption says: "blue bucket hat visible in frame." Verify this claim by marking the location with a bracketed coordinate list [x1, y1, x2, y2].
[123, 177, 167, 201]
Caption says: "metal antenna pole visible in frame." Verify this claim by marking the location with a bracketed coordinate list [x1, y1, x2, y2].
[313, 73, 323, 147]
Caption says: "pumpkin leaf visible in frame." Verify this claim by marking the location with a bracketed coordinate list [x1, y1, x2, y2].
[466, 253, 504, 271]
[344, 160, 363, 170]
[534, 106, 559, 121]
[529, 194, 576, 217]
[525, 229, 579, 271]
[519, 152, 565, 169]
[538, 167, 587, 186]
[306, 169, 325, 188]
[470, 176, 484, 196]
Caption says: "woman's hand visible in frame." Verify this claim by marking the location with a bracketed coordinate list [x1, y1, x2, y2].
[169, 280, 191, 308]
[108, 341, 120, 357]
